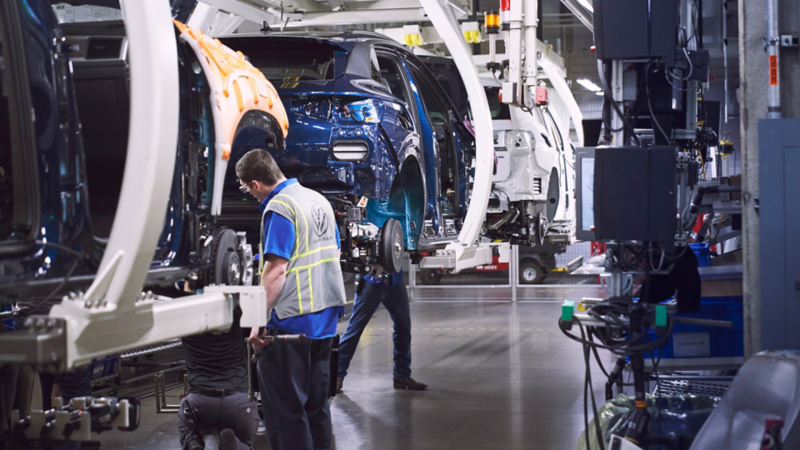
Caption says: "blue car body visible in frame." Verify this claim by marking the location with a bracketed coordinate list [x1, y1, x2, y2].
[222, 32, 475, 269]
[0, 0, 248, 305]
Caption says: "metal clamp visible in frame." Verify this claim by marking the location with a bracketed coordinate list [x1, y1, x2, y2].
[764, 35, 780, 51]
[780, 35, 799, 47]
[675, 152, 692, 169]
[154, 371, 188, 414]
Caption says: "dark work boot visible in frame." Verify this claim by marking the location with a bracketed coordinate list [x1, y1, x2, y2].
[185, 436, 204, 450]
[218, 428, 238, 450]
[393, 377, 428, 391]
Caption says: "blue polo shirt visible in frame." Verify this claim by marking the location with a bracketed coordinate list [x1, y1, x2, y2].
[259, 179, 340, 339]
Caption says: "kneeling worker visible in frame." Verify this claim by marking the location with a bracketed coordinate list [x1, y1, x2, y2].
[179, 303, 260, 450]
[236, 149, 346, 450]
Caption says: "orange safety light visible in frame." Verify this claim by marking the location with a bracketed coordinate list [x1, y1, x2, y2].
[484, 11, 500, 34]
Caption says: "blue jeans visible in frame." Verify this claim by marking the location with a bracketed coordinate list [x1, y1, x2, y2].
[337, 280, 411, 381]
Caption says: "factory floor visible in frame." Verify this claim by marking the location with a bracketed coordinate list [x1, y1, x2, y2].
[97, 285, 610, 450]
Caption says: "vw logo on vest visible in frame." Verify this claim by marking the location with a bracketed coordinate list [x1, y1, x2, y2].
[311, 202, 329, 237]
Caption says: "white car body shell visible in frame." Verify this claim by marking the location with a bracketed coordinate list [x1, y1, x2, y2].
[481, 74, 575, 238]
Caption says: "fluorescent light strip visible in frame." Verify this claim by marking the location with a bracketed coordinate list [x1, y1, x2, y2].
[576, 78, 602, 92]
[576, 0, 593, 13]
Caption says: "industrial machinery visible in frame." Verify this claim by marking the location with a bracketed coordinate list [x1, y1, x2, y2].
[566, 145, 717, 450]
[417, 0, 544, 273]
[418, 242, 563, 285]
[481, 74, 575, 247]
[419, 53, 579, 248]
[557, 0, 745, 448]
[0, 0, 274, 442]
[0, 5, 274, 314]
[219, 31, 476, 275]
[0, 0, 270, 372]
[5, 394, 140, 448]
[0, 0, 511, 363]
[0, 0, 577, 351]
[0, 0, 505, 443]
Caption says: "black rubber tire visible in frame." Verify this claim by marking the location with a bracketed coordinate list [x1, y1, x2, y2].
[419, 269, 444, 285]
[380, 218, 404, 274]
[519, 260, 546, 284]
[208, 228, 242, 285]
[546, 169, 560, 221]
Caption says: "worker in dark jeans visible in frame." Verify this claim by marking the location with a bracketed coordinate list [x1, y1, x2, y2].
[336, 270, 427, 392]
[178, 305, 259, 450]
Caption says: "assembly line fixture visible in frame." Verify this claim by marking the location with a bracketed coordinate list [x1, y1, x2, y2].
[0, 0, 268, 371]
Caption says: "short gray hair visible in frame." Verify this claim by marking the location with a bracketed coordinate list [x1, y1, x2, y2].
[235, 149, 284, 186]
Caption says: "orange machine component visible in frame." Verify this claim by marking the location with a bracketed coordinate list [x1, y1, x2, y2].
[173, 20, 289, 216]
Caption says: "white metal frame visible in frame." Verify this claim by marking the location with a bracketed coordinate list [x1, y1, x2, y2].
[46, 0, 266, 369]
[416, 0, 494, 272]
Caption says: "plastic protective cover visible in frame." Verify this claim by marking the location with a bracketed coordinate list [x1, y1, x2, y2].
[578, 393, 720, 450]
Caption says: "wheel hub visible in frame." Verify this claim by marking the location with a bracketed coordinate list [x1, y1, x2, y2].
[523, 267, 537, 281]
[222, 251, 241, 286]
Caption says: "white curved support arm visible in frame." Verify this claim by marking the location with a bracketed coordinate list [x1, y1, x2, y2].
[83, 0, 179, 312]
[5, 0, 271, 370]
[418, 0, 494, 271]
[420, 0, 492, 250]
[540, 56, 584, 146]
[48, 0, 180, 367]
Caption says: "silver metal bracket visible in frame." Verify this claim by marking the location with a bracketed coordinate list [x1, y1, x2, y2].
[154, 371, 188, 414]
[0, 316, 67, 371]
[675, 152, 692, 169]
[780, 35, 798, 47]
[764, 35, 780, 51]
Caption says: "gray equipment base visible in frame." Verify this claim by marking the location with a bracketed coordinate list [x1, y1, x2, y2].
[689, 350, 800, 449]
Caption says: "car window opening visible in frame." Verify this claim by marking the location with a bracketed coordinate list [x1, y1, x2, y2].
[411, 66, 459, 217]
[377, 55, 414, 131]
[64, 22, 130, 239]
[233, 41, 338, 82]
[484, 86, 511, 121]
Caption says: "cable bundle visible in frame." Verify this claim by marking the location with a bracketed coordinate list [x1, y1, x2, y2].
[559, 296, 674, 450]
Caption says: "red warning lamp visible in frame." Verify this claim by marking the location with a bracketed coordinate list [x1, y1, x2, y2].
[535, 86, 548, 105]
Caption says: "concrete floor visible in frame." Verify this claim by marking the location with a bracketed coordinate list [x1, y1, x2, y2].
[97, 285, 610, 450]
